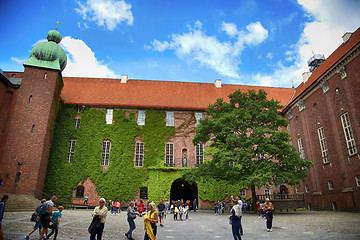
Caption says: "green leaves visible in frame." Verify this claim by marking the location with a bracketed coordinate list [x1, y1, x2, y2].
[191, 89, 313, 191]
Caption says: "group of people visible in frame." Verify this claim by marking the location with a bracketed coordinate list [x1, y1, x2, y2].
[23, 195, 63, 240]
[229, 196, 274, 240]
[108, 199, 121, 214]
[169, 200, 191, 221]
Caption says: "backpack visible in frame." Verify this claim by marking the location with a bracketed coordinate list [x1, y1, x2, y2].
[38, 203, 49, 216]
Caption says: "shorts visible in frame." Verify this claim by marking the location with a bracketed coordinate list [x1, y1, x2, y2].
[158, 211, 164, 219]
[40, 213, 51, 229]
[33, 220, 42, 230]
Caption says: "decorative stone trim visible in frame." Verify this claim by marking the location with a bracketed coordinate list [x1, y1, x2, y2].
[319, 79, 329, 93]
[286, 110, 292, 120]
[297, 100, 306, 112]
[336, 66, 347, 79]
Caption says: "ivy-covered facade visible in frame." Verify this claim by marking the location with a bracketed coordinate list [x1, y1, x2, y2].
[44, 104, 246, 207]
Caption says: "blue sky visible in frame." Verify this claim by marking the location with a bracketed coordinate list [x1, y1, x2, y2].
[1, 0, 359, 87]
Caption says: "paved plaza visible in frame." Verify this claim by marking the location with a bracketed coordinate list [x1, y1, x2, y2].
[2, 209, 360, 240]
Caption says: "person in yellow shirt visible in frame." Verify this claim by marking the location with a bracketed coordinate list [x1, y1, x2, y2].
[144, 202, 158, 240]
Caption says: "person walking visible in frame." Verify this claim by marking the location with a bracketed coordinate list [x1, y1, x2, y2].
[90, 198, 107, 240]
[230, 195, 243, 235]
[157, 200, 165, 227]
[263, 198, 274, 232]
[229, 199, 242, 240]
[84, 196, 88, 205]
[0, 195, 9, 240]
[25, 199, 46, 240]
[256, 201, 261, 218]
[139, 200, 145, 216]
[46, 206, 63, 240]
[144, 202, 158, 240]
[126, 202, 139, 240]
[39, 195, 57, 240]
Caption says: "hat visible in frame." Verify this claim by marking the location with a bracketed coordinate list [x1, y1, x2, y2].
[99, 197, 106, 203]
[266, 198, 270, 201]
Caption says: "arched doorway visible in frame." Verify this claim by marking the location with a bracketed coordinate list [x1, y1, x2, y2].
[170, 178, 198, 209]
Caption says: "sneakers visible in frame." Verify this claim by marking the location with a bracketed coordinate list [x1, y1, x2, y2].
[125, 233, 129, 239]
[269, 229, 272, 232]
[267, 229, 272, 232]
[160, 224, 163, 227]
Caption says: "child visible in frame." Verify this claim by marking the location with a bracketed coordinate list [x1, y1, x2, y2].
[46, 206, 63, 240]
[173, 206, 178, 221]
[179, 205, 184, 220]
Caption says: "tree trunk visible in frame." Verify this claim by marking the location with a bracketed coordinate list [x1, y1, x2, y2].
[251, 184, 257, 212]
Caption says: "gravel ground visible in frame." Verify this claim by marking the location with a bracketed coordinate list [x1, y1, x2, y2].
[2, 209, 360, 239]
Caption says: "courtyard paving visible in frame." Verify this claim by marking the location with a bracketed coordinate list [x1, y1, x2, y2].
[2, 209, 360, 240]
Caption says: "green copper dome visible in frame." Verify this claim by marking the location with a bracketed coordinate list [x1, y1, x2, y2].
[24, 29, 67, 72]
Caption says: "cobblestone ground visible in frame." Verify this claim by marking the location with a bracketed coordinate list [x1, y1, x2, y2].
[2, 209, 360, 240]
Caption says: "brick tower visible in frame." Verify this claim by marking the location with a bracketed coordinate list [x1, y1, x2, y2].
[0, 27, 67, 198]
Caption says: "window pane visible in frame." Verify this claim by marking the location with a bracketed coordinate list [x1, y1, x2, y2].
[166, 112, 174, 126]
[138, 110, 145, 125]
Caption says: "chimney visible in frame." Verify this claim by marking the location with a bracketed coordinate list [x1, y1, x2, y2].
[214, 79, 222, 88]
[302, 72, 312, 83]
[342, 32, 352, 44]
[121, 74, 128, 83]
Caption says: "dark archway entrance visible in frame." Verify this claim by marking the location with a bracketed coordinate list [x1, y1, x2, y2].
[170, 178, 198, 209]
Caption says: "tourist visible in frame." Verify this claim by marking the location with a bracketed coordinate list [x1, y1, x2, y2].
[39, 195, 57, 240]
[229, 199, 242, 240]
[192, 199, 197, 212]
[90, 198, 107, 240]
[25, 199, 46, 240]
[46, 205, 63, 240]
[243, 202, 247, 213]
[144, 202, 158, 240]
[84, 196, 88, 205]
[126, 201, 139, 240]
[184, 201, 190, 220]
[256, 201, 261, 218]
[179, 204, 184, 220]
[173, 204, 178, 221]
[0, 195, 9, 240]
[107, 200, 112, 211]
[139, 200, 145, 216]
[260, 201, 264, 218]
[230, 195, 243, 235]
[112, 200, 117, 215]
[165, 199, 170, 217]
[157, 199, 165, 226]
[263, 198, 274, 232]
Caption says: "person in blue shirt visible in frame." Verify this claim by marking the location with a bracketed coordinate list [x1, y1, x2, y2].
[157, 200, 166, 227]
[46, 206, 64, 240]
[0, 195, 9, 240]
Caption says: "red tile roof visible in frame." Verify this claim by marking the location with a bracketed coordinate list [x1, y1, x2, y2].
[61, 77, 294, 110]
[285, 27, 360, 110]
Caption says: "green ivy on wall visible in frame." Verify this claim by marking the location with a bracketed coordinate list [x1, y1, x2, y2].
[44, 104, 246, 204]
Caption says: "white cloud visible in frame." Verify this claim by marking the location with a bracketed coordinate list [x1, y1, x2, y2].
[148, 21, 268, 79]
[221, 22, 239, 38]
[75, 0, 133, 31]
[60, 36, 119, 78]
[246, 0, 360, 88]
[11, 57, 27, 64]
[266, 52, 273, 60]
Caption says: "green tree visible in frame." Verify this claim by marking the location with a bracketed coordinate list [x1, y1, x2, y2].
[187, 89, 312, 203]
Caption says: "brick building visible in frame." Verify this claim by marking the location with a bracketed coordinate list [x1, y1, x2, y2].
[281, 28, 360, 210]
[0, 27, 359, 210]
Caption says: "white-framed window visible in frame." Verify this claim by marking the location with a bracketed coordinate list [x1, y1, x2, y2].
[137, 110, 145, 126]
[317, 127, 329, 163]
[101, 140, 111, 166]
[264, 189, 270, 195]
[106, 109, 113, 124]
[305, 185, 309, 193]
[135, 142, 144, 167]
[165, 143, 174, 167]
[228, 161, 235, 167]
[75, 117, 81, 129]
[166, 111, 174, 126]
[239, 189, 246, 197]
[298, 138, 305, 159]
[295, 186, 300, 193]
[67, 139, 76, 163]
[195, 112, 202, 127]
[340, 113, 357, 155]
[356, 176, 360, 187]
[195, 143, 204, 166]
[328, 180, 334, 190]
